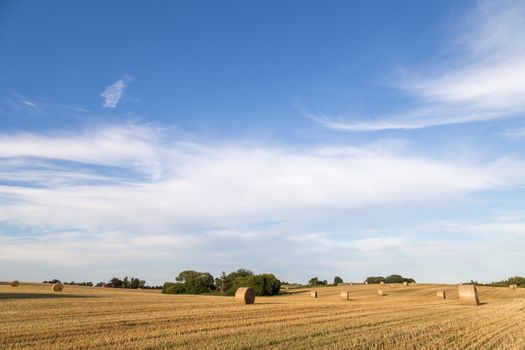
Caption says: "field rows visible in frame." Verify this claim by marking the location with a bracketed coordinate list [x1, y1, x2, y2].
[1, 284, 524, 349]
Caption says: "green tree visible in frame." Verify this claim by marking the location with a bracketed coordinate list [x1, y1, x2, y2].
[230, 274, 281, 296]
[365, 276, 385, 284]
[110, 277, 123, 288]
[334, 276, 343, 284]
[162, 282, 186, 294]
[308, 277, 319, 286]
[175, 270, 215, 294]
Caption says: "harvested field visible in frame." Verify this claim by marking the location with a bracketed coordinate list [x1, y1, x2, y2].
[1, 283, 524, 349]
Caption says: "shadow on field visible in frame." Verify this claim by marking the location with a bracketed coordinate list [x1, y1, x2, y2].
[0, 293, 97, 300]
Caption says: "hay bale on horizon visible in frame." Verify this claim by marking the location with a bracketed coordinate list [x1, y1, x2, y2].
[364, 281, 368, 285]
[458, 285, 479, 305]
[340, 291, 350, 300]
[235, 287, 255, 304]
[377, 290, 384, 296]
[510, 284, 517, 289]
[436, 290, 446, 299]
[52, 283, 64, 292]
[403, 282, 408, 286]
[11, 280, 19, 287]
[380, 281, 385, 285]
[310, 291, 318, 298]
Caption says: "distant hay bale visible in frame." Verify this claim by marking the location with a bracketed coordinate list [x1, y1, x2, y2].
[350, 283, 353, 286]
[364, 281, 368, 285]
[510, 284, 517, 289]
[310, 291, 318, 298]
[235, 287, 255, 304]
[403, 282, 408, 286]
[52, 283, 64, 292]
[436, 290, 446, 299]
[377, 290, 384, 296]
[340, 291, 350, 300]
[380, 281, 385, 285]
[11, 280, 19, 287]
[458, 285, 479, 306]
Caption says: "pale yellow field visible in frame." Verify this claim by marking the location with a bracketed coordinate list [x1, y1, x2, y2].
[1, 283, 524, 349]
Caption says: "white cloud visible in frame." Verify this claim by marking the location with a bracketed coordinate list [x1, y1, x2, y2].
[0, 124, 522, 232]
[100, 77, 129, 108]
[307, 0, 525, 131]
[1, 124, 525, 283]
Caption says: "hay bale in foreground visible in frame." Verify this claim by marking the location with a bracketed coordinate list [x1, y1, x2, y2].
[52, 283, 64, 292]
[11, 280, 19, 287]
[510, 284, 517, 289]
[458, 285, 479, 305]
[403, 282, 408, 286]
[436, 290, 446, 299]
[377, 290, 384, 296]
[235, 287, 255, 304]
[310, 291, 318, 298]
[340, 291, 350, 300]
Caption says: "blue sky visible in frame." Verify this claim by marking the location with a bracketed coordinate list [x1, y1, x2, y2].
[1, 0, 525, 285]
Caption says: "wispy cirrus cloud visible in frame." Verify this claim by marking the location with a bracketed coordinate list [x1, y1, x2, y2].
[1, 123, 525, 283]
[307, 0, 525, 131]
[100, 75, 131, 108]
[0, 124, 517, 232]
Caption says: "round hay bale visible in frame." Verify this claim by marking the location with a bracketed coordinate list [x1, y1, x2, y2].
[436, 290, 446, 299]
[52, 283, 64, 292]
[377, 289, 384, 296]
[340, 291, 350, 300]
[458, 285, 479, 305]
[380, 281, 385, 285]
[235, 287, 255, 304]
[510, 284, 517, 289]
[310, 291, 318, 298]
[350, 283, 353, 286]
[11, 280, 19, 287]
[403, 281, 408, 286]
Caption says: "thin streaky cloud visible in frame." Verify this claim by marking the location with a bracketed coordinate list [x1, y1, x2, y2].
[304, 0, 525, 132]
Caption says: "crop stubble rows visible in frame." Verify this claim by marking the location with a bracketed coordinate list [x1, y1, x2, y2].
[1, 284, 524, 349]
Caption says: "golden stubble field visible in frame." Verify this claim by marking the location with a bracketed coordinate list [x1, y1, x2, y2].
[1, 283, 524, 349]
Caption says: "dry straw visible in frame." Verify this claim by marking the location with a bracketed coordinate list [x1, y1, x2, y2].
[235, 287, 255, 304]
[436, 290, 446, 299]
[377, 290, 384, 296]
[458, 285, 479, 305]
[52, 283, 64, 292]
[340, 291, 350, 300]
[11, 280, 19, 287]
[310, 291, 318, 298]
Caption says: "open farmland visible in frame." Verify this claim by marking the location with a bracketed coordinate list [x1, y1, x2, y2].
[1, 283, 524, 349]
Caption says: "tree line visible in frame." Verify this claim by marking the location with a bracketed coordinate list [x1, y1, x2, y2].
[162, 269, 281, 296]
[43, 277, 162, 289]
[466, 276, 524, 287]
[307, 274, 415, 286]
